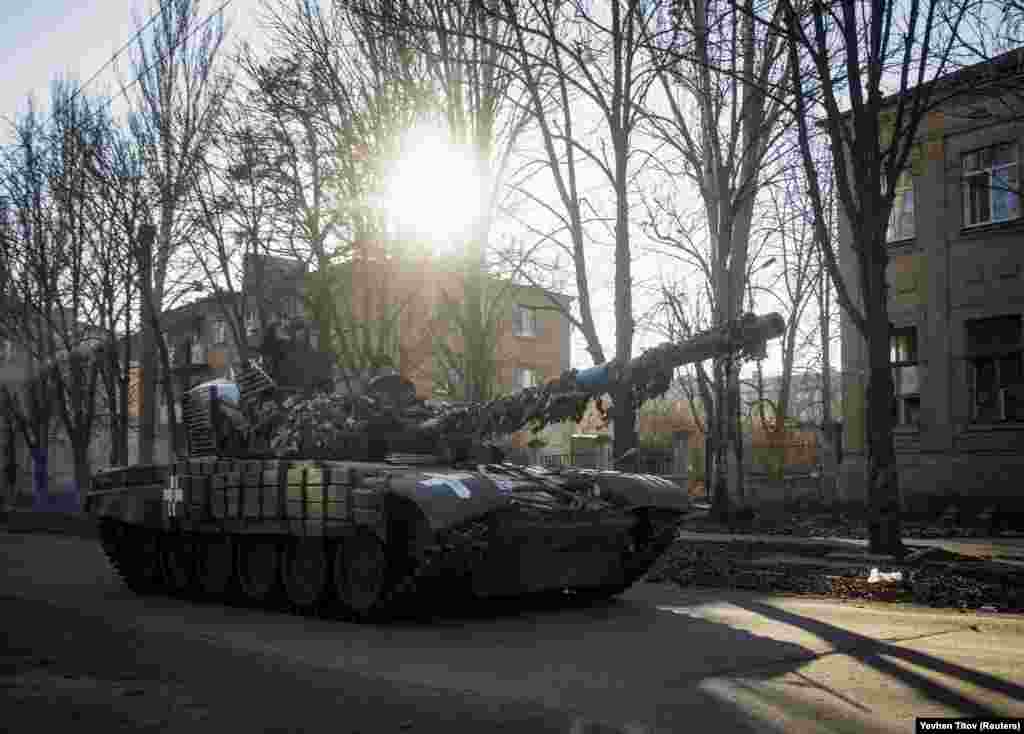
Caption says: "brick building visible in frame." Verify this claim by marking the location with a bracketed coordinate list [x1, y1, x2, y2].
[143, 252, 571, 417]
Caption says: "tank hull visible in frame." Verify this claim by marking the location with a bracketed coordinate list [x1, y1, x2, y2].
[88, 458, 687, 618]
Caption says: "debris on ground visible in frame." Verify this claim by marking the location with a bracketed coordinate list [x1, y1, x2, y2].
[867, 568, 903, 584]
[646, 537, 1024, 613]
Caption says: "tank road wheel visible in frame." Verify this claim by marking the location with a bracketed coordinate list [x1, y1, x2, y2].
[197, 536, 236, 601]
[161, 534, 198, 597]
[334, 529, 392, 620]
[236, 539, 281, 605]
[283, 539, 328, 614]
[118, 526, 164, 595]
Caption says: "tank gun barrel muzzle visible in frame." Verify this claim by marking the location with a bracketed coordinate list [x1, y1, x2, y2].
[574, 312, 785, 395]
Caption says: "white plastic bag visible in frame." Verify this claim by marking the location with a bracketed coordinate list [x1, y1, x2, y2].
[867, 568, 903, 584]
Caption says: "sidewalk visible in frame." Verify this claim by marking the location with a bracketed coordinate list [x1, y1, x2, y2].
[675, 529, 1024, 565]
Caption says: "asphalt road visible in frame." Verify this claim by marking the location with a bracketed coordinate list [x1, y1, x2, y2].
[3, 530, 1024, 733]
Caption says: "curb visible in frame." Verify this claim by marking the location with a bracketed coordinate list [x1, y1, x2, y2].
[1, 510, 98, 539]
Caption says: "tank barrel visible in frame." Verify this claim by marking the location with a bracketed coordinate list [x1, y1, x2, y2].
[433, 312, 786, 439]
[573, 312, 786, 394]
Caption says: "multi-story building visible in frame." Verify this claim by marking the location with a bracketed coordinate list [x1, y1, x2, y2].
[839, 51, 1024, 512]
[146, 253, 571, 417]
[329, 249, 571, 399]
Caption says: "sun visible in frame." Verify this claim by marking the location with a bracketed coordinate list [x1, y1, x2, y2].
[383, 126, 485, 249]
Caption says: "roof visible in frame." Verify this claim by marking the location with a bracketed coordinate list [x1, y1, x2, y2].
[864, 47, 1024, 114]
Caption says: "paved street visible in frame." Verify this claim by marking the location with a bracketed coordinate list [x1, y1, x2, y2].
[3, 529, 1024, 733]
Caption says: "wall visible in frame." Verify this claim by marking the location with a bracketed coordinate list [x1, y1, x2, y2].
[839, 82, 1024, 512]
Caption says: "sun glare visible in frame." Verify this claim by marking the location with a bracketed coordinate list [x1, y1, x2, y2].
[384, 127, 485, 250]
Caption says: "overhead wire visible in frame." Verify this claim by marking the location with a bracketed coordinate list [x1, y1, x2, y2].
[69, 5, 164, 107]
[10, 0, 236, 130]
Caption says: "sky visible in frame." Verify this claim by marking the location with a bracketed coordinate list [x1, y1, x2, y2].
[0, 0, 829, 380]
[0, 0, 263, 127]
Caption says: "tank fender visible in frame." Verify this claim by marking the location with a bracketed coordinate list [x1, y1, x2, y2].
[377, 492, 434, 560]
[590, 471, 691, 514]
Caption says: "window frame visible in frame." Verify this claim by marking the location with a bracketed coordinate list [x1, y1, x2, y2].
[512, 304, 538, 338]
[212, 320, 228, 344]
[189, 336, 205, 365]
[886, 170, 916, 243]
[962, 142, 1021, 228]
[890, 325, 922, 427]
[514, 366, 539, 390]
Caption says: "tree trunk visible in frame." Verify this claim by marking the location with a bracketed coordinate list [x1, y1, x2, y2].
[137, 224, 157, 465]
[863, 236, 902, 553]
[611, 384, 637, 468]
[72, 440, 91, 512]
[710, 358, 730, 519]
[865, 295, 902, 554]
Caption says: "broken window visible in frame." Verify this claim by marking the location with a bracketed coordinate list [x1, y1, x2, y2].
[967, 315, 1023, 422]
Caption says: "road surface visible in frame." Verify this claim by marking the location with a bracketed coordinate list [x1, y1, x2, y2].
[2, 530, 1023, 733]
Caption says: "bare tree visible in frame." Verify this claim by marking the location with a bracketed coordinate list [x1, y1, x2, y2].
[0, 83, 115, 497]
[84, 109, 151, 468]
[492, 0, 660, 458]
[189, 92, 286, 369]
[755, 162, 821, 434]
[642, 0, 790, 513]
[775, 0, 976, 552]
[127, 0, 231, 464]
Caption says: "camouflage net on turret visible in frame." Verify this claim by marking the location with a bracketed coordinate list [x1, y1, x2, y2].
[229, 312, 785, 458]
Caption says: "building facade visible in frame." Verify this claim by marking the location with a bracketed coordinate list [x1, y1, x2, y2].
[146, 253, 571, 411]
[839, 53, 1024, 512]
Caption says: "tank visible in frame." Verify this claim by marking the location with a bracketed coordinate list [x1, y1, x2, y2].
[87, 312, 785, 620]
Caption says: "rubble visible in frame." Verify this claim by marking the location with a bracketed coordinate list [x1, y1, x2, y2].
[646, 537, 1024, 613]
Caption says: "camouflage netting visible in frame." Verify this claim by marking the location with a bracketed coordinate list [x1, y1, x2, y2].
[218, 313, 785, 459]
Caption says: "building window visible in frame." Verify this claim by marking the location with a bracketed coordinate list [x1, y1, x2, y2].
[891, 326, 921, 426]
[963, 143, 1020, 227]
[967, 315, 1023, 422]
[213, 320, 228, 344]
[0, 339, 14, 365]
[514, 366, 539, 390]
[512, 304, 538, 337]
[886, 170, 915, 242]
[190, 337, 205, 365]
[246, 310, 259, 337]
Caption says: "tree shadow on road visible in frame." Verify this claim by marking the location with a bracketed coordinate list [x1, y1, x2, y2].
[735, 599, 1024, 719]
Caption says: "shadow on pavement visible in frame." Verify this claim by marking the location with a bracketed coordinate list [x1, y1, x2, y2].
[736, 599, 1024, 719]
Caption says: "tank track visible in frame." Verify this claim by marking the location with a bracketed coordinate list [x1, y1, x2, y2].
[97, 519, 429, 620]
[96, 512, 674, 621]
